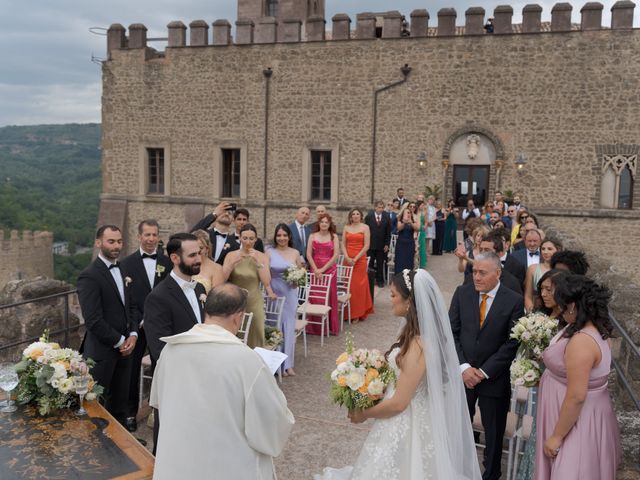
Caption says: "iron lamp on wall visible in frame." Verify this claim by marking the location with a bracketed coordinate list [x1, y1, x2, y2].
[417, 152, 427, 169]
[515, 152, 527, 174]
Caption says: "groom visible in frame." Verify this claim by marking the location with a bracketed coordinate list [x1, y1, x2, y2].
[449, 252, 523, 480]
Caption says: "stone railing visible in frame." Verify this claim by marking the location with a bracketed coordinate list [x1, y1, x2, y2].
[106, 1, 636, 56]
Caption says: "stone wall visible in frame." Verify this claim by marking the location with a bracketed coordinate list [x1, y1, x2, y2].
[0, 231, 54, 289]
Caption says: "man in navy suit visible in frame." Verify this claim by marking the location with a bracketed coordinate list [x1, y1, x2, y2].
[511, 228, 542, 270]
[119, 219, 172, 432]
[450, 252, 524, 480]
[364, 200, 391, 288]
[289, 206, 311, 259]
[77, 225, 138, 425]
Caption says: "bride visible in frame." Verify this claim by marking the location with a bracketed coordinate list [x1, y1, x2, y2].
[315, 269, 481, 480]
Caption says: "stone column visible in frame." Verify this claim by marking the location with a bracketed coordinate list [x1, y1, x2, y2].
[356, 13, 376, 39]
[332, 14, 351, 40]
[306, 15, 326, 41]
[107, 24, 126, 56]
[410, 9, 429, 37]
[522, 4, 543, 33]
[128, 24, 147, 49]
[551, 3, 573, 31]
[235, 19, 254, 45]
[256, 17, 277, 44]
[494, 5, 514, 34]
[581, 2, 603, 30]
[190, 20, 209, 46]
[437, 8, 457, 36]
[280, 19, 302, 42]
[611, 0, 635, 29]
[167, 21, 187, 47]
[212, 19, 232, 45]
[465, 7, 485, 35]
[382, 11, 403, 38]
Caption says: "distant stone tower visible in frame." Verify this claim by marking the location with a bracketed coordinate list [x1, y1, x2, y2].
[237, 0, 325, 38]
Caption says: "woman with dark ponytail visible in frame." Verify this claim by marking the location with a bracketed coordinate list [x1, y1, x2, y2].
[534, 274, 620, 480]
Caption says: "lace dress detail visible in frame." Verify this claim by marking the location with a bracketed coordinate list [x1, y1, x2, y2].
[314, 348, 436, 480]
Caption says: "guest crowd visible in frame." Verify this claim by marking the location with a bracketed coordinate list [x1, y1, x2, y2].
[76, 187, 621, 480]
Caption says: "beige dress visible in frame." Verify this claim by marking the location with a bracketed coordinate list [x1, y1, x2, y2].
[228, 256, 266, 348]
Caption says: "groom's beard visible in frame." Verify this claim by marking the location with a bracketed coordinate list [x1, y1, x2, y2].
[178, 260, 201, 276]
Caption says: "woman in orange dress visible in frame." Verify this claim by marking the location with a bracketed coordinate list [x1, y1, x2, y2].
[341, 208, 374, 322]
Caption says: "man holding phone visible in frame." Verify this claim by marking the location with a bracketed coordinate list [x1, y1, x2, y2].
[191, 201, 240, 264]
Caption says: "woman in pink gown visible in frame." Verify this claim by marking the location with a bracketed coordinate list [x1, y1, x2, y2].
[306, 213, 340, 335]
[534, 273, 620, 480]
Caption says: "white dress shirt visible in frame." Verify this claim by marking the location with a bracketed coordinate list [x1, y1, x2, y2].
[460, 281, 501, 379]
[170, 271, 202, 323]
[98, 254, 137, 348]
[213, 229, 228, 262]
[526, 249, 541, 268]
[140, 248, 157, 288]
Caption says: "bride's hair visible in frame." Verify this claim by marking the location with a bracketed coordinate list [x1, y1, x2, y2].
[386, 269, 422, 368]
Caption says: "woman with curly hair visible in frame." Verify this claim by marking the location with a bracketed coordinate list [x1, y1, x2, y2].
[534, 273, 620, 480]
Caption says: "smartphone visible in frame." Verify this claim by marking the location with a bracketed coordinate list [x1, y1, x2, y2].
[226, 202, 237, 212]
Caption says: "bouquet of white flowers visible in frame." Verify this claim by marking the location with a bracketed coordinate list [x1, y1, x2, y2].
[510, 312, 559, 387]
[282, 265, 307, 288]
[264, 325, 284, 349]
[14, 331, 104, 416]
[510, 358, 542, 387]
[329, 334, 396, 410]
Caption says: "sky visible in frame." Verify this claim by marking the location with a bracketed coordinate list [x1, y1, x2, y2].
[0, 0, 633, 127]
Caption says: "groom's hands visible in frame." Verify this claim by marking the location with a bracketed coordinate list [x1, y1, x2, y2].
[462, 367, 485, 389]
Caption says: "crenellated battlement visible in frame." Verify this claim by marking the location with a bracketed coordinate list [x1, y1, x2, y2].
[106, 1, 636, 55]
[0, 230, 54, 288]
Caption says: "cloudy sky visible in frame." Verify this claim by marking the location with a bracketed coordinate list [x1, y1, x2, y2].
[0, 0, 632, 126]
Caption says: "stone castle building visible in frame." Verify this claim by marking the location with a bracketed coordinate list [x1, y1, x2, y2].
[98, 0, 640, 282]
[0, 230, 54, 288]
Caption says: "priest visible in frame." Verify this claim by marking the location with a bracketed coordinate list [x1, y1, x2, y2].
[150, 283, 294, 480]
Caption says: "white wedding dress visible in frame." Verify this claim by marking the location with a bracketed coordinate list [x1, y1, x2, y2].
[314, 270, 482, 480]
[314, 347, 437, 480]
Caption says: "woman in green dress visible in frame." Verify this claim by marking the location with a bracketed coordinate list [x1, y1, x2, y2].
[416, 201, 427, 269]
[223, 224, 277, 348]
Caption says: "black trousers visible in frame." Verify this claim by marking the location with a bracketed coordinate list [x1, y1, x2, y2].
[90, 353, 133, 424]
[465, 387, 510, 480]
[127, 327, 147, 417]
[368, 248, 386, 284]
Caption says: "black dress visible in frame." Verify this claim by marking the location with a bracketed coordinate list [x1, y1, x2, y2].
[432, 210, 445, 255]
[394, 225, 415, 272]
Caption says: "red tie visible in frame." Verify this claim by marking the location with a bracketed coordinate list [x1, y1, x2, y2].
[376, 215, 381, 226]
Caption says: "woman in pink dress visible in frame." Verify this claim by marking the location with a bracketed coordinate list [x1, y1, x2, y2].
[534, 273, 620, 480]
[306, 213, 340, 335]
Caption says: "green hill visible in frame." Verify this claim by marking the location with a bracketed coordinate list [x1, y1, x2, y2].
[0, 123, 101, 247]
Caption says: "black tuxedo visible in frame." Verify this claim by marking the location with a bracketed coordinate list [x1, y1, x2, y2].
[77, 257, 138, 422]
[230, 232, 264, 253]
[364, 211, 391, 285]
[143, 274, 205, 453]
[511, 248, 540, 269]
[395, 196, 408, 206]
[119, 250, 172, 417]
[449, 282, 523, 480]
[191, 214, 240, 264]
[502, 253, 526, 289]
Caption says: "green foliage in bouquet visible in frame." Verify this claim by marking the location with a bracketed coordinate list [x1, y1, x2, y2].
[264, 326, 284, 349]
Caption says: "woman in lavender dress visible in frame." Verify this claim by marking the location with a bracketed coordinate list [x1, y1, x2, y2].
[267, 224, 303, 376]
[534, 273, 620, 480]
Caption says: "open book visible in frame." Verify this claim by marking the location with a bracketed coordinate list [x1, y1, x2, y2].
[253, 347, 288, 375]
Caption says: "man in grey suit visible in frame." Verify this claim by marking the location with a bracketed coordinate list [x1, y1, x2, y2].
[289, 206, 311, 260]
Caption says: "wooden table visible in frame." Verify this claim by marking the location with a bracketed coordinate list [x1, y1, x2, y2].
[0, 397, 154, 479]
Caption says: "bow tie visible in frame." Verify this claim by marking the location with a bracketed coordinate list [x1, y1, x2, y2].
[108, 262, 120, 270]
[182, 281, 197, 291]
[529, 251, 540, 257]
[142, 253, 157, 260]
[214, 231, 227, 237]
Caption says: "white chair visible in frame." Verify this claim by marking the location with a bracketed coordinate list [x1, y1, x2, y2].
[237, 312, 254, 345]
[139, 354, 153, 410]
[295, 284, 309, 357]
[296, 272, 332, 346]
[264, 296, 286, 382]
[385, 233, 398, 284]
[336, 263, 354, 330]
[472, 408, 520, 480]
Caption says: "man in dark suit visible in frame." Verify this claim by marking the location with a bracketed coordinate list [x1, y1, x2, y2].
[394, 187, 408, 206]
[144, 232, 205, 453]
[231, 208, 264, 252]
[77, 225, 138, 425]
[191, 201, 239, 265]
[463, 233, 522, 295]
[119, 219, 172, 432]
[289, 206, 311, 259]
[491, 228, 526, 289]
[450, 252, 524, 480]
[511, 227, 542, 270]
[364, 200, 391, 288]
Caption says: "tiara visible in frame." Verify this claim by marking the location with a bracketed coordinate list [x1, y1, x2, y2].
[402, 269, 412, 292]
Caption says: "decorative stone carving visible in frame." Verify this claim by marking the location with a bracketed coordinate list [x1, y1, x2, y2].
[466, 134, 481, 160]
[602, 154, 637, 179]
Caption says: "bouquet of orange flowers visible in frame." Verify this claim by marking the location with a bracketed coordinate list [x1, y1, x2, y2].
[329, 334, 396, 410]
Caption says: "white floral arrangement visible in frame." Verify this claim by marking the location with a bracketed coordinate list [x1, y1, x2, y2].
[510, 312, 559, 388]
[264, 326, 284, 349]
[510, 357, 542, 387]
[15, 331, 104, 416]
[282, 265, 307, 288]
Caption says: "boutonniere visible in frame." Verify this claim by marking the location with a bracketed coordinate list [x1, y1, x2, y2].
[125, 277, 133, 287]
[155, 264, 166, 278]
[199, 293, 207, 307]
[223, 243, 230, 250]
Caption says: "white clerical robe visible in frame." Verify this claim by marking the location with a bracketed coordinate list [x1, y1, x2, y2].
[150, 323, 295, 480]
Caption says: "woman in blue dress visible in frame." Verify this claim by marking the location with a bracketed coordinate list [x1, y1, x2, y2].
[394, 205, 419, 272]
[267, 223, 304, 376]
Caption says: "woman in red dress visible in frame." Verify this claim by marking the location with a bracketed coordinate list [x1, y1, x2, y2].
[341, 208, 374, 322]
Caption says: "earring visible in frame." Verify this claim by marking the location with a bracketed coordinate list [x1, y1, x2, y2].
[406, 303, 410, 313]
[569, 307, 575, 314]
